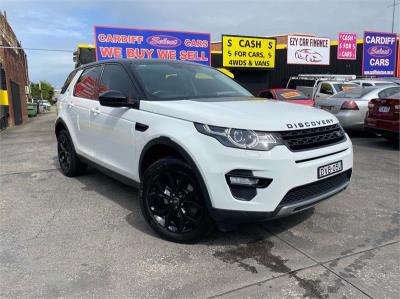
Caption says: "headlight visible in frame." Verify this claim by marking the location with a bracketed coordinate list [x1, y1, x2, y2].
[194, 123, 283, 151]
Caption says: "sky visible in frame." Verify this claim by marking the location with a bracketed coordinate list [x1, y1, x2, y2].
[1, 0, 399, 88]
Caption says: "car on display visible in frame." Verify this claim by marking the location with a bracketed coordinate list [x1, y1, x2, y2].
[55, 59, 353, 243]
[365, 92, 400, 143]
[286, 74, 357, 99]
[315, 86, 400, 131]
[38, 99, 51, 112]
[351, 79, 395, 87]
[257, 88, 314, 106]
[294, 49, 322, 62]
[313, 81, 358, 103]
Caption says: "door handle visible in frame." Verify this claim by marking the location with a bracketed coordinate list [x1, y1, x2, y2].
[91, 107, 100, 115]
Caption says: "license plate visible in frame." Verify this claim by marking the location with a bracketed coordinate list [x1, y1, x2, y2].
[318, 161, 343, 179]
[378, 106, 390, 113]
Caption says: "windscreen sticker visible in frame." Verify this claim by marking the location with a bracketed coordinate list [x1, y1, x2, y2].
[281, 91, 301, 98]
[341, 86, 356, 91]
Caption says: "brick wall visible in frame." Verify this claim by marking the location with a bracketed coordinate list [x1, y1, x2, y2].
[0, 11, 29, 126]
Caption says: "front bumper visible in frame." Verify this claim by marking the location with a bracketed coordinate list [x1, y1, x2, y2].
[186, 132, 353, 216]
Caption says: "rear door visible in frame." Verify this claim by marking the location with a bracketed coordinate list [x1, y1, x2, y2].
[71, 65, 102, 158]
[90, 63, 138, 178]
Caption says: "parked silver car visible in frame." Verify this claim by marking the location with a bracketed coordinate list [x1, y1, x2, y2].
[315, 86, 400, 130]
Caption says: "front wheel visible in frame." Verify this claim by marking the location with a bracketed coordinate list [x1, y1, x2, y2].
[140, 157, 213, 243]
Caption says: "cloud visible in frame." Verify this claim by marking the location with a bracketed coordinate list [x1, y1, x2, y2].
[1, 0, 399, 87]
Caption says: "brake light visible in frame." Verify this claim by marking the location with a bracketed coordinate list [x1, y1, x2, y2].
[341, 100, 359, 110]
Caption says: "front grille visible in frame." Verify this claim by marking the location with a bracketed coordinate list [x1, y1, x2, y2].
[278, 124, 345, 151]
[279, 170, 351, 206]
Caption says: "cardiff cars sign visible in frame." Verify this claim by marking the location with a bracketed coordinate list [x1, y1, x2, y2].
[287, 35, 331, 65]
[362, 31, 397, 77]
[94, 26, 211, 65]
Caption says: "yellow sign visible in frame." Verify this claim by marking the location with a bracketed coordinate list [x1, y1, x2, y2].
[0, 90, 8, 106]
[222, 35, 276, 68]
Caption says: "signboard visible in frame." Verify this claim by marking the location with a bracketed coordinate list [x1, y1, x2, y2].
[363, 31, 397, 77]
[287, 35, 330, 65]
[94, 26, 211, 65]
[397, 38, 400, 77]
[222, 35, 276, 68]
[337, 32, 357, 60]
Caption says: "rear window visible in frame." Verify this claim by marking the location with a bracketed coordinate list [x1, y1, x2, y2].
[275, 90, 308, 100]
[332, 88, 372, 99]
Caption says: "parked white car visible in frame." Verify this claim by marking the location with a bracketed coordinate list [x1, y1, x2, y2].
[56, 59, 353, 243]
[351, 79, 395, 87]
[313, 81, 359, 103]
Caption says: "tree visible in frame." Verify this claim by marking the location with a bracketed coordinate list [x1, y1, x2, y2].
[30, 81, 55, 103]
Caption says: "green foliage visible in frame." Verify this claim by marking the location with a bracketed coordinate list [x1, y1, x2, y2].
[30, 81, 55, 103]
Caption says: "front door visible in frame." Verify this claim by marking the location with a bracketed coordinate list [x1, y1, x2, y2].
[10, 81, 22, 125]
[90, 63, 138, 179]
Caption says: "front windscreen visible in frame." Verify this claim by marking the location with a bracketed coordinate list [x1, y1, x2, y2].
[131, 61, 252, 101]
[275, 90, 308, 100]
[333, 83, 357, 92]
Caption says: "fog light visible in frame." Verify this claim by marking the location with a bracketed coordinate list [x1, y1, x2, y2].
[229, 176, 259, 186]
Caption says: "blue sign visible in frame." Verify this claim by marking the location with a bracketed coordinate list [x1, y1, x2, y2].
[363, 31, 397, 77]
[94, 26, 211, 65]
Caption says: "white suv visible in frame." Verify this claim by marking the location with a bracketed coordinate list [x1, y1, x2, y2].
[56, 59, 353, 243]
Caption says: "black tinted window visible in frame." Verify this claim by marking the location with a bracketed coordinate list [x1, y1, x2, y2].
[99, 64, 136, 99]
[74, 66, 102, 99]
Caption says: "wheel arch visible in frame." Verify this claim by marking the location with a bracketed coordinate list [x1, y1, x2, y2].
[55, 117, 69, 136]
[139, 137, 212, 209]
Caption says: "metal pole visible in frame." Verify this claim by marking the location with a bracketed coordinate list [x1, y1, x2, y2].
[392, 0, 396, 33]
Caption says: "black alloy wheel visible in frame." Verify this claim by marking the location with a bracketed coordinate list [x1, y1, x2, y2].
[58, 132, 72, 173]
[140, 157, 213, 243]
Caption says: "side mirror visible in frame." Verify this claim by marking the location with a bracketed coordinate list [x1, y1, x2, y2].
[99, 90, 137, 108]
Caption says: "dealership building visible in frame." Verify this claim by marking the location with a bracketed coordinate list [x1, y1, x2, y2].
[0, 11, 29, 129]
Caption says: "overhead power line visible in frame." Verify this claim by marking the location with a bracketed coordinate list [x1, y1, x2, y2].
[0, 45, 74, 52]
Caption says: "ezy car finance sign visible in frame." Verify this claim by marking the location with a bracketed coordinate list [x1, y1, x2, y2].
[287, 35, 330, 65]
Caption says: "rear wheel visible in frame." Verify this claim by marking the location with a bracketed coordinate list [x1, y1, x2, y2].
[140, 157, 213, 243]
[57, 129, 87, 177]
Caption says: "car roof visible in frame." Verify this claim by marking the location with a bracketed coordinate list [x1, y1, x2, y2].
[352, 80, 392, 83]
[76, 58, 206, 71]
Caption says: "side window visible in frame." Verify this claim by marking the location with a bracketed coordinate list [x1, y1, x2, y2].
[73, 66, 102, 100]
[378, 87, 400, 98]
[320, 83, 333, 95]
[362, 83, 372, 87]
[99, 64, 136, 99]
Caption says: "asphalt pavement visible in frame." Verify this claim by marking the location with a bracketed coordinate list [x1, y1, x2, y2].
[0, 110, 399, 298]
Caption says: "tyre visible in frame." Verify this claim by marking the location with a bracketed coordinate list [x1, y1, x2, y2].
[140, 157, 213, 243]
[57, 129, 87, 177]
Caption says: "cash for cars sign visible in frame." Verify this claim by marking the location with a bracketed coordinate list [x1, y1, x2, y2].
[94, 26, 211, 65]
[222, 35, 276, 68]
[363, 31, 397, 77]
[337, 32, 357, 60]
[287, 35, 330, 65]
